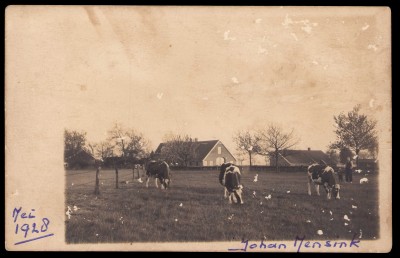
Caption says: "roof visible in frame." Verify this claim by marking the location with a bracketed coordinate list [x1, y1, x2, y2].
[155, 140, 219, 161]
[280, 150, 333, 166]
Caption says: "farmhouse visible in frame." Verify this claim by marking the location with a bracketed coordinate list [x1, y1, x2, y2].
[65, 149, 97, 169]
[269, 148, 334, 167]
[155, 139, 236, 167]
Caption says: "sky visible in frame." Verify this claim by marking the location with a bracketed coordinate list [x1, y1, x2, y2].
[6, 6, 391, 164]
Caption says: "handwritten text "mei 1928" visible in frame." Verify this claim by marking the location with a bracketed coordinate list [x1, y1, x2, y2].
[12, 207, 53, 245]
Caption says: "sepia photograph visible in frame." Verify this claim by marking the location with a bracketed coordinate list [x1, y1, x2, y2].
[5, 5, 391, 252]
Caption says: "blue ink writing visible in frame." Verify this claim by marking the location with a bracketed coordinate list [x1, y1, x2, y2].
[229, 234, 361, 252]
[12, 207, 54, 245]
[294, 234, 360, 253]
[228, 239, 287, 252]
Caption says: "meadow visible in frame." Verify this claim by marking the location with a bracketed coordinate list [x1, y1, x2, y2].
[65, 168, 379, 243]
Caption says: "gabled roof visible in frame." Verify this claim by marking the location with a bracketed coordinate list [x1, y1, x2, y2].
[155, 140, 220, 161]
[280, 150, 333, 166]
[193, 140, 219, 161]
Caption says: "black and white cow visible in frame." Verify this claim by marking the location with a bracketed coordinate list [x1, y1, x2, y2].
[307, 163, 340, 199]
[219, 163, 243, 204]
[145, 160, 171, 189]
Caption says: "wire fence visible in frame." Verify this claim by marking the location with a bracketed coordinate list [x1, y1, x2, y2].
[66, 168, 146, 189]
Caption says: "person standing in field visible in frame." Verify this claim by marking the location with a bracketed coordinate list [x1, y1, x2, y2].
[345, 157, 353, 183]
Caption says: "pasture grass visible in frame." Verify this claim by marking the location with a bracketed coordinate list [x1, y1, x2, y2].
[65, 168, 379, 243]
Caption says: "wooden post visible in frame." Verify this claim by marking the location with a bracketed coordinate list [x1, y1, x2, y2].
[132, 165, 135, 180]
[115, 167, 119, 189]
[94, 166, 100, 195]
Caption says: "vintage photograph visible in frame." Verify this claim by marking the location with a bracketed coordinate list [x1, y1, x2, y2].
[5, 6, 391, 252]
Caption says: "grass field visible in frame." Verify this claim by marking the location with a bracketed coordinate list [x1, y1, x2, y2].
[65, 168, 379, 243]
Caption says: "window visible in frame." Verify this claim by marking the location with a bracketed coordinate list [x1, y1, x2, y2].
[218, 147, 221, 154]
[203, 161, 208, 166]
[210, 161, 214, 166]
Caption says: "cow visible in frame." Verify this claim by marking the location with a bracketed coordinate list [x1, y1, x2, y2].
[307, 163, 340, 200]
[219, 163, 243, 204]
[145, 160, 171, 189]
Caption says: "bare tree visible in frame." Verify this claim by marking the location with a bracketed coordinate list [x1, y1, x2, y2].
[124, 129, 150, 164]
[95, 141, 114, 162]
[330, 105, 378, 167]
[233, 130, 260, 169]
[256, 124, 299, 172]
[107, 123, 150, 167]
[160, 134, 195, 167]
[64, 129, 87, 168]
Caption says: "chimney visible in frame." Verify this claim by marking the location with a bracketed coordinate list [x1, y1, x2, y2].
[307, 147, 311, 151]
[194, 138, 198, 142]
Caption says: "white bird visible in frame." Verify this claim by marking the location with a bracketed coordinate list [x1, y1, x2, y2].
[306, 220, 311, 223]
[352, 205, 358, 209]
[329, 211, 333, 215]
[179, 203, 183, 207]
[138, 178, 143, 183]
[286, 191, 290, 194]
[265, 194, 272, 200]
[73, 205, 79, 211]
[360, 178, 369, 184]
[317, 230, 323, 235]
[345, 223, 349, 226]
[252, 191, 257, 198]
[253, 174, 258, 182]
[344, 215, 351, 221]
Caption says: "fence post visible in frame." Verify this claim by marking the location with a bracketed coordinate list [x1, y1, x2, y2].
[132, 165, 135, 180]
[115, 167, 119, 189]
[94, 166, 100, 195]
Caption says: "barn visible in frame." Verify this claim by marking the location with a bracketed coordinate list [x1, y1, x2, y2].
[269, 148, 334, 167]
[155, 139, 236, 167]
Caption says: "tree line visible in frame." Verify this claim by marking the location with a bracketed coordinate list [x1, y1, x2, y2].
[64, 123, 150, 169]
[65, 105, 378, 170]
[233, 105, 378, 171]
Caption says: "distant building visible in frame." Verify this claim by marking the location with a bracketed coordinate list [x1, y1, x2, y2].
[155, 139, 236, 167]
[269, 148, 334, 167]
[357, 158, 379, 172]
[65, 149, 97, 169]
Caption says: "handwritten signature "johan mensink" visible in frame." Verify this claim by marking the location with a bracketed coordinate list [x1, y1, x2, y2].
[12, 207, 54, 245]
[228, 234, 361, 252]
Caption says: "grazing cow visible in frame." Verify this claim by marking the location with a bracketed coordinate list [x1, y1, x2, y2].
[219, 162, 234, 198]
[219, 163, 243, 204]
[145, 160, 171, 189]
[307, 163, 340, 199]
